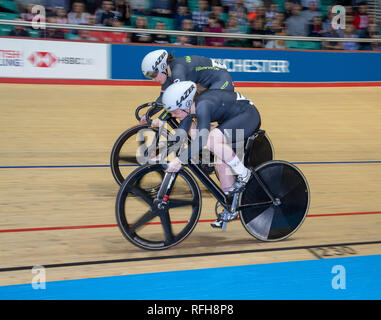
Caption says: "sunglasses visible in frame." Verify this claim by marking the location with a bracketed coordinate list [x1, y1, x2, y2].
[144, 71, 159, 79]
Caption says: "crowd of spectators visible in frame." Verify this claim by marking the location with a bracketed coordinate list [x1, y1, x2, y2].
[1, 0, 380, 50]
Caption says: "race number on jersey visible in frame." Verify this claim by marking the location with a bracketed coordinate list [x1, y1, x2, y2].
[211, 59, 227, 70]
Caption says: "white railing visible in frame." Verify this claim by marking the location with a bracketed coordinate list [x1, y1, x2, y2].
[0, 19, 380, 43]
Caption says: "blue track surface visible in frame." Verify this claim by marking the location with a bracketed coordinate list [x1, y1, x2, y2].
[0, 255, 380, 300]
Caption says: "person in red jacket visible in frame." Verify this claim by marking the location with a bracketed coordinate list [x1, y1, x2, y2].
[353, 4, 369, 31]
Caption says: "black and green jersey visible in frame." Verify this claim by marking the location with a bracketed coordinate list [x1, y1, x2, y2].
[156, 55, 234, 106]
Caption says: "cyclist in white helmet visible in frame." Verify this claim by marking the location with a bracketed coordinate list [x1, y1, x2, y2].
[140, 49, 234, 123]
[160, 81, 261, 228]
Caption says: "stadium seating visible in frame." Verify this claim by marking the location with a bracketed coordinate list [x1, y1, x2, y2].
[0, 0, 18, 13]
[0, 12, 19, 20]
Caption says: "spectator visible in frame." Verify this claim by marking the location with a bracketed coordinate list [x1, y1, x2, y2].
[229, 0, 249, 19]
[103, 18, 129, 43]
[229, 0, 248, 26]
[87, 14, 106, 40]
[21, 3, 37, 21]
[226, 15, 241, 34]
[370, 35, 381, 51]
[322, 24, 342, 50]
[353, 4, 369, 33]
[95, 1, 107, 24]
[301, 0, 320, 10]
[86, 0, 104, 14]
[55, 6, 68, 24]
[322, 5, 335, 33]
[220, 0, 236, 13]
[344, 5, 353, 17]
[43, 0, 70, 16]
[204, 13, 225, 47]
[367, 13, 377, 25]
[301, 1, 321, 24]
[275, 12, 286, 31]
[367, 24, 381, 38]
[129, 0, 150, 15]
[41, 17, 65, 38]
[152, 21, 171, 44]
[173, 35, 193, 45]
[285, 4, 309, 36]
[345, 12, 354, 32]
[283, 1, 294, 19]
[174, 5, 192, 30]
[265, 3, 278, 20]
[192, 0, 210, 32]
[67, 1, 90, 25]
[9, 18, 29, 37]
[308, 16, 324, 37]
[75, 29, 98, 41]
[266, 18, 280, 36]
[180, 19, 198, 45]
[244, 0, 264, 14]
[248, 5, 266, 22]
[225, 15, 245, 47]
[265, 21, 287, 49]
[342, 24, 359, 50]
[98, 1, 121, 26]
[211, 5, 227, 27]
[114, 0, 132, 25]
[130, 16, 152, 43]
[359, 23, 380, 50]
[174, 0, 188, 10]
[151, 0, 175, 18]
[250, 18, 265, 48]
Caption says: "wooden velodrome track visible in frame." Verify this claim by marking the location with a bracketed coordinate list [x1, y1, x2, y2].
[0, 84, 380, 286]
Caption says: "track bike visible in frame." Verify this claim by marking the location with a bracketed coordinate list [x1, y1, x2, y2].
[110, 102, 274, 185]
[114, 103, 310, 250]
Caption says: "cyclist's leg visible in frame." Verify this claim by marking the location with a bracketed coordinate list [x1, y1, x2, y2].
[210, 105, 260, 228]
[207, 106, 260, 189]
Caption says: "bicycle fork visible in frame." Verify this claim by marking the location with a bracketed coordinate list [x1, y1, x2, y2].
[156, 171, 177, 209]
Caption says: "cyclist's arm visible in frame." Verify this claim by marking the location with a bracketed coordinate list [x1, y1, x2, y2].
[178, 102, 211, 163]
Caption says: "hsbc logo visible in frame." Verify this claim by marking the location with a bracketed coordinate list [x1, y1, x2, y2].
[28, 52, 93, 68]
[28, 52, 58, 68]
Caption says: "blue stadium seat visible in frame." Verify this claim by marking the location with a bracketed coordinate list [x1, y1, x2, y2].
[28, 29, 40, 38]
[0, 25, 12, 36]
[0, 12, 19, 20]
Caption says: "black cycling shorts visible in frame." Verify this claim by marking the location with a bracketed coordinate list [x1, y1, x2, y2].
[216, 102, 261, 143]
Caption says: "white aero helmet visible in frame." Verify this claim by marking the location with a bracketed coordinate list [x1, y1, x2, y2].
[162, 81, 197, 112]
[141, 49, 168, 79]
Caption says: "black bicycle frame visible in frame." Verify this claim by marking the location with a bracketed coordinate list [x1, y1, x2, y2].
[144, 103, 275, 210]
[166, 117, 229, 207]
